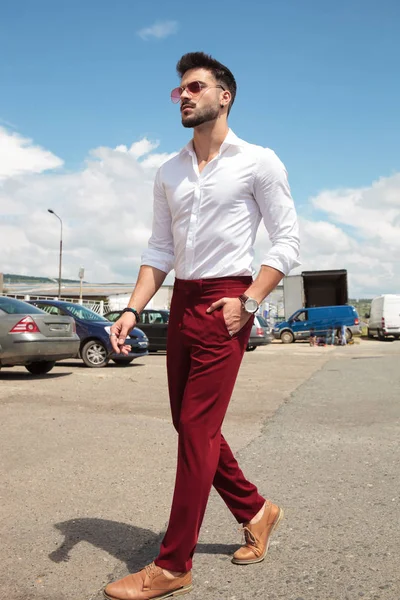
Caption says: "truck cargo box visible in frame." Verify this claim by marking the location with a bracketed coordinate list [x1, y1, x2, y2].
[283, 269, 348, 318]
[303, 270, 348, 307]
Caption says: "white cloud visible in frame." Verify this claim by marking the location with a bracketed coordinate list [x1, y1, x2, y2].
[299, 173, 400, 296]
[137, 20, 178, 41]
[1, 126, 399, 297]
[254, 172, 400, 297]
[0, 127, 63, 180]
[115, 138, 160, 158]
[0, 127, 175, 283]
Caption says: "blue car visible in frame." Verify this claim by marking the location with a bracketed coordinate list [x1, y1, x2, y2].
[28, 300, 148, 367]
[274, 305, 361, 344]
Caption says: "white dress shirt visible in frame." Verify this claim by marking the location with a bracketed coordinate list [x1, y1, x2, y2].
[141, 129, 300, 279]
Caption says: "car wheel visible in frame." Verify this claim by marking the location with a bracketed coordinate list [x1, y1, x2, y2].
[246, 345, 257, 352]
[345, 328, 353, 341]
[377, 329, 385, 341]
[81, 340, 109, 368]
[281, 330, 294, 344]
[112, 357, 134, 366]
[25, 361, 55, 375]
[367, 328, 374, 339]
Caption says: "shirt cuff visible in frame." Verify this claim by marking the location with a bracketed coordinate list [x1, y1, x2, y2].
[140, 248, 175, 275]
[261, 253, 301, 277]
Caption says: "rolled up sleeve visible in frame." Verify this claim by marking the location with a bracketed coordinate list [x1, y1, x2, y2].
[253, 149, 301, 276]
[141, 168, 175, 274]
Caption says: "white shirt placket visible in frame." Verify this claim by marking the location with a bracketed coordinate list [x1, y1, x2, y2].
[185, 152, 219, 279]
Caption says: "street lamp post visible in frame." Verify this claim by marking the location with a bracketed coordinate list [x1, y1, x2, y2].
[48, 209, 63, 299]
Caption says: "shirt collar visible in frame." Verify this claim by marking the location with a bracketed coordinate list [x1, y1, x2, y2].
[181, 129, 245, 156]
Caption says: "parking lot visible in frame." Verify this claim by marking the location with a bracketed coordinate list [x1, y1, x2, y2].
[1, 339, 399, 600]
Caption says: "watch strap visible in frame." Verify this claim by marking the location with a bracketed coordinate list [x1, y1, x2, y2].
[238, 294, 248, 307]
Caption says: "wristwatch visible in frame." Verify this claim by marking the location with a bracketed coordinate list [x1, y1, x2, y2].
[121, 307, 141, 322]
[238, 294, 259, 314]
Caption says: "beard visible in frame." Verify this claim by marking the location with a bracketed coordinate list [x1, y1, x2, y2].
[181, 103, 220, 128]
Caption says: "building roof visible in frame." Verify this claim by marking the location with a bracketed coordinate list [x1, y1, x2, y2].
[3, 282, 140, 298]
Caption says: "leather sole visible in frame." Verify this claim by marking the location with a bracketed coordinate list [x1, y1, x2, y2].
[103, 583, 193, 600]
[231, 507, 284, 565]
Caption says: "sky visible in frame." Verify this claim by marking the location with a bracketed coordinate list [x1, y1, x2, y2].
[0, 0, 399, 297]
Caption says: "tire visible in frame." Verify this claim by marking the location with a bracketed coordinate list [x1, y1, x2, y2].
[367, 328, 374, 339]
[112, 357, 134, 366]
[377, 329, 385, 341]
[25, 361, 55, 375]
[246, 346, 257, 352]
[81, 340, 109, 368]
[281, 330, 294, 344]
[345, 328, 353, 341]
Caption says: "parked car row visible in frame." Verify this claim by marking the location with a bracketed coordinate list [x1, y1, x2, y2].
[2, 292, 397, 375]
[0, 297, 149, 373]
[28, 300, 149, 368]
[1, 297, 275, 375]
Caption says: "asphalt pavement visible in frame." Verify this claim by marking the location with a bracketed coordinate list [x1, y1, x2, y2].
[1, 339, 399, 600]
[186, 347, 400, 600]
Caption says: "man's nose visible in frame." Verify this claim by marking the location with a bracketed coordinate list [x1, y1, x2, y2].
[180, 87, 191, 101]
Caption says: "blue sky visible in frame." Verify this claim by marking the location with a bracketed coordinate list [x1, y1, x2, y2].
[1, 0, 400, 295]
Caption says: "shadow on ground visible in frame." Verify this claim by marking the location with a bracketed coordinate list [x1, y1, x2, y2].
[0, 371, 72, 381]
[58, 361, 147, 369]
[50, 518, 237, 574]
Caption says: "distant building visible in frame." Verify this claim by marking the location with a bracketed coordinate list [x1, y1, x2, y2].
[3, 277, 283, 316]
[2, 280, 174, 311]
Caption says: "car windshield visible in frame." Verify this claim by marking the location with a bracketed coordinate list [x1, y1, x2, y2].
[0, 297, 44, 315]
[63, 303, 108, 322]
[256, 315, 268, 327]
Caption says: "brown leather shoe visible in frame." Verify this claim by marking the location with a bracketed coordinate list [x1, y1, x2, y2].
[103, 562, 193, 600]
[232, 501, 284, 565]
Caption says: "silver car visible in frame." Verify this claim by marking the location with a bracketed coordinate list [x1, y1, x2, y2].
[246, 314, 272, 351]
[0, 297, 80, 375]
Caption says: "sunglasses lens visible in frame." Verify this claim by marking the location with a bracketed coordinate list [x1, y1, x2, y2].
[171, 87, 182, 103]
[187, 81, 202, 95]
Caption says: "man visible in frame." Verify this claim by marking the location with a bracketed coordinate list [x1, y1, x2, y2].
[104, 52, 300, 600]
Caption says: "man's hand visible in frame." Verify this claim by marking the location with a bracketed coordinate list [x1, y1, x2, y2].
[206, 297, 251, 335]
[110, 313, 137, 355]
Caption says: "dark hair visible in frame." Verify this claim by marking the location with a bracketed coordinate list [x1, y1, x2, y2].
[176, 52, 237, 114]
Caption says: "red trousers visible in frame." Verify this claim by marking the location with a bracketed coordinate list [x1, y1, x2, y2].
[154, 277, 265, 572]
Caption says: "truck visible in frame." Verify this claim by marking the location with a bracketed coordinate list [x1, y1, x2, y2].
[274, 270, 359, 344]
[283, 269, 348, 319]
[367, 294, 400, 340]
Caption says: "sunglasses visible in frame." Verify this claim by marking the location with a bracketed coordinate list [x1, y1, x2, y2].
[170, 81, 225, 104]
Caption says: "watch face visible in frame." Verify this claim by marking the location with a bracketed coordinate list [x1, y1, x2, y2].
[245, 298, 259, 313]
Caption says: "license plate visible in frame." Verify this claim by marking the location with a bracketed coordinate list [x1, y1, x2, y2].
[49, 324, 69, 331]
[138, 341, 148, 347]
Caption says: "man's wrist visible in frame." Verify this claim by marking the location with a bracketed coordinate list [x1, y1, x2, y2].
[121, 307, 141, 322]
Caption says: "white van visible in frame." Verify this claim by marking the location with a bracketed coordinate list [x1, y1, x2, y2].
[368, 294, 400, 340]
